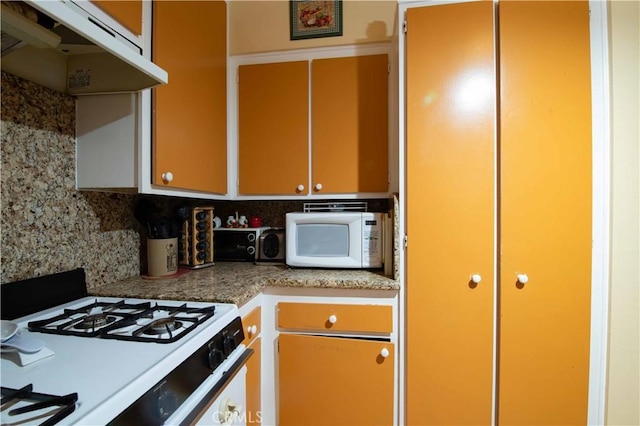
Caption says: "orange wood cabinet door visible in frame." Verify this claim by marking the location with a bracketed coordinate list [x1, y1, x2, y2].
[242, 307, 261, 347]
[277, 302, 392, 334]
[92, 0, 142, 36]
[405, 2, 496, 425]
[311, 55, 389, 194]
[278, 334, 394, 425]
[246, 338, 261, 425]
[238, 61, 309, 195]
[152, 1, 227, 194]
[498, 1, 592, 424]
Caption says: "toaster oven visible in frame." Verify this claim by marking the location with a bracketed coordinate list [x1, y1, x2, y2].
[213, 228, 268, 262]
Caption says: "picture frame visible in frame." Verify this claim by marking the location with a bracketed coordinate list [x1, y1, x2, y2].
[290, 1, 343, 40]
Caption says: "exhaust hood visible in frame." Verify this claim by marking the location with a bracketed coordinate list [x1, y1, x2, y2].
[1, 0, 167, 94]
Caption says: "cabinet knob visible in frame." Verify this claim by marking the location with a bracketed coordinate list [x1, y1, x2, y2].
[517, 274, 529, 284]
[247, 325, 257, 335]
[296, 184, 305, 193]
[470, 274, 482, 284]
[328, 314, 337, 324]
[380, 348, 390, 358]
[161, 172, 173, 183]
[314, 183, 323, 191]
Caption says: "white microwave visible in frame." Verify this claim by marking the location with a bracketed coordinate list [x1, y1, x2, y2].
[285, 212, 383, 269]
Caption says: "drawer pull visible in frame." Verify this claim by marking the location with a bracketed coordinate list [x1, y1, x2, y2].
[470, 274, 482, 284]
[328, 314, 337, 324]
[517, 273, 529, 285]
[380, 348, 390, 358]
[247, 325, 257, 335]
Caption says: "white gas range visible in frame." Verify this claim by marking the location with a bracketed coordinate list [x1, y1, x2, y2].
[1, 270, 250, 425]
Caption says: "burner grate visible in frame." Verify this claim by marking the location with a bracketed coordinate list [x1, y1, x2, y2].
[27, 300, 216, 344]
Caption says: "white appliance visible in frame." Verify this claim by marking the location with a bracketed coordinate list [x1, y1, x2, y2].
[286, 211, 383, 269]
[0, 271, 250, 425]
[1, 0, 167, 94]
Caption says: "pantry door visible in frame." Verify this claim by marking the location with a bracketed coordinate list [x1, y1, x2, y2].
[405, 2, 496, 424]
[498, 1, 592, 424]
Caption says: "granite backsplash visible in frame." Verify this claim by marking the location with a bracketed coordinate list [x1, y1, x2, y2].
[1, 72, 390, 288]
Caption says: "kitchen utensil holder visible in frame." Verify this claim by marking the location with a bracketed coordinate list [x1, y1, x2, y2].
[179, 206, 215, 268]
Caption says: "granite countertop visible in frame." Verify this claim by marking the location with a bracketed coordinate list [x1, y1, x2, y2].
[89, 262, 399, 307]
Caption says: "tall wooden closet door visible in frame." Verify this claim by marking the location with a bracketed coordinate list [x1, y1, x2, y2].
[498, 1, 592, 424]
[406, 2, 496, 424]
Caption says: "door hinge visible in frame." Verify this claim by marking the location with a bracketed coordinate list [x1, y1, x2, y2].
[403, 20, 407, 34]
[404, 234, 408, 248]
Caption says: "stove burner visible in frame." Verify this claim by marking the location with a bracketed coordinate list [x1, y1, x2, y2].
[142, 318, 183, 336]
[73, 314, 116, 330]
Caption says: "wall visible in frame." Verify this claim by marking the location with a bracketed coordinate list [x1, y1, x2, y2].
[228, 0, 397, 55]
[1, 72, 389, 288]
[0, 72, 142, 288]
[606, 1, 640, 424]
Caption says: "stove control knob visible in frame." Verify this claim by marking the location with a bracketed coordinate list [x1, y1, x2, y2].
[223, 335, 236, 354]
[208, 344, 224, 369]
[154, 388, 178, 421]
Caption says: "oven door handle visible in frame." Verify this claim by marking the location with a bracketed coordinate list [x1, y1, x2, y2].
[177, 347, 254, 426]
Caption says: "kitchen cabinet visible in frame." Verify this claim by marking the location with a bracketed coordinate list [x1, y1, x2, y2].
[92, 0, 142, 36]
[242, 306, 261, 425]
[277, 302, 392, 333]
[237, 54, 389, 196]
[238, 61, 309, 195]
[311, 55, 389, 194]
[405, 1, 592, 425]
[276, 302, 395, 425]
[152, 0, 227, 194]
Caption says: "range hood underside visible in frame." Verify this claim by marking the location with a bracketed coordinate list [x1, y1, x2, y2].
[0, 1, 167, 95]
[1, 44, 164, 94]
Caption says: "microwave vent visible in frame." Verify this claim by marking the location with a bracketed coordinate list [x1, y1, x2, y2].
[303, 202, 368, 213]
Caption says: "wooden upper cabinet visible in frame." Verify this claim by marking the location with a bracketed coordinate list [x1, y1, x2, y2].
[238, 61, 309, 195]
[152, 1, 227, 194]
[237, 54, 389, 196]
[312, 55, 389, 193]
[92, 1, 142, 36]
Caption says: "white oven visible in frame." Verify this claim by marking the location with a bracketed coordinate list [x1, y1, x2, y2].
[0, 269, 251, 425]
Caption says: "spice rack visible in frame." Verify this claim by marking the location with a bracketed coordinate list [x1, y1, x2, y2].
[179, 206, 215, 268]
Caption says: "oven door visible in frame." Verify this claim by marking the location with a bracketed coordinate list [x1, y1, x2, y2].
[165, 347, 252, 426]
[195, 366, 247, 425]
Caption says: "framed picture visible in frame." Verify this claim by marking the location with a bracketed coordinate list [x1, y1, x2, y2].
[290, 1, 343, 40]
